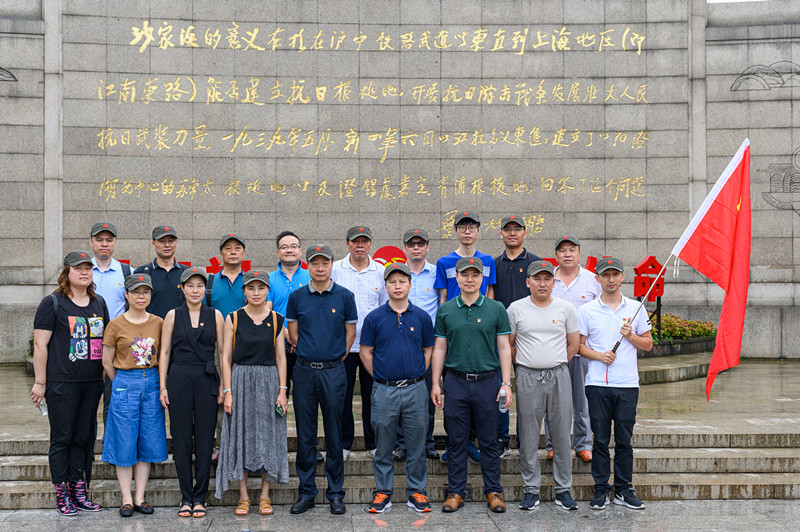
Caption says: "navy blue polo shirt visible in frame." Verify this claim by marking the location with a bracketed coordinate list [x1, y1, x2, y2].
[133, 259, 188, 318]
[494, 248, 542, 309]
[285, 281, 358, 362]
[360, 302, 435, 381]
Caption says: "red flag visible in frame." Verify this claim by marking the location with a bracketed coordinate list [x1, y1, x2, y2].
[671, 139, 751, 400]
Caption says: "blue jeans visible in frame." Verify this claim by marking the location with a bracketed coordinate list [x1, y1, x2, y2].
[371, 379, 428, 496]
[293, 361, 347, 501]
[102, 367, 167, 468]
[585, 386, 638, 493]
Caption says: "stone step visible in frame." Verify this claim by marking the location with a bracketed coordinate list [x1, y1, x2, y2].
[637, 353, 710, 385]
[3, 427, 797, 457]
[2, 448, 797, 483]
[2, 472, 798, 510]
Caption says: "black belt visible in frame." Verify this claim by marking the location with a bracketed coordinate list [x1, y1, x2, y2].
[449, 369, 496, 381]
[375, 375, 425, 387]
[298, 357, 343, 370]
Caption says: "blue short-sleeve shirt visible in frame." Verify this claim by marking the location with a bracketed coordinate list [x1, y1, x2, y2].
[285, 281, 358, 362]
[360, 302, 435, 381]
[266, 264, 311, 317]
[434, 250, 497, 301]
[206, 270, 246, 318]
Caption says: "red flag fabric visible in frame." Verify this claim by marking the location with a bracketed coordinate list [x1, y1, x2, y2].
[671, 139, 751, 399]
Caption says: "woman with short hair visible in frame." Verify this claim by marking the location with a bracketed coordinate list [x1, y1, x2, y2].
[31, 251, 108, 516]
[159, 267, 224, 518]
[215, 270, 289, 516]
[101, 273, 167, 517]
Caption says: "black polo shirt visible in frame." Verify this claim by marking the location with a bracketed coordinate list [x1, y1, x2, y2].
[133, 259, 188, 318]
[493, 248, 542, 309]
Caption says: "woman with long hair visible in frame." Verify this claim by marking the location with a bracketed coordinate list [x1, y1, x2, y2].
[101, 273, 167, 517]
[31, 251, 108, 516]
[215, 270, 289, 516]
[159, 267, 224, 518]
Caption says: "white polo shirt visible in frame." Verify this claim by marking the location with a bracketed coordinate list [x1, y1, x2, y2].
[331, 254, 388, 352]
[579, 295, 651, 388]
[553, 266, 601, 311]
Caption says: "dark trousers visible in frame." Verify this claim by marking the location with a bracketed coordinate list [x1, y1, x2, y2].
[395, 366, 436, 452]
[46, 380, 103, 484]
[342, 352, 375, 450]
[285, 341, 297, 394]
[293, 361, 347, 501]
[442, 372, 502, 497]
[585, 385, 639, 493]
[167, 364, 218, 505]
[102, 374, 112, 427]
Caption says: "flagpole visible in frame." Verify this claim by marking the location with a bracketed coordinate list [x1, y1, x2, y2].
[609, 253, 674, 354]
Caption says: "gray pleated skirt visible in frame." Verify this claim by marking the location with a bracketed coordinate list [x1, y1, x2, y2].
[214, 364, 289, 499]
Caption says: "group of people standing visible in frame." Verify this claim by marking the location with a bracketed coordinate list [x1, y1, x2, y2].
[30, 210, 652, 519]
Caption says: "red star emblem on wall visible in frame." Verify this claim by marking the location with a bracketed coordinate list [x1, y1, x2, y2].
[138, 276, 144, 281]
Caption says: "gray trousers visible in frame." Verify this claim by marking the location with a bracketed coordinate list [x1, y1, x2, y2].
[544, 354, 592, 452]
[517, 364, 573, 494]
[371, 379, 429, 496]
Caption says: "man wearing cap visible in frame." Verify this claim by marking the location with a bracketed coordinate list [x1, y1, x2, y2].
[434, 211, 497, 303]
[331, 225, 388, 459]
[88, 222, 131, 427]
[493, 214, 542, 458]
[134, 226, 188, 318]
[393, 228, 439, 461]
[431, 256, 512, 514]
[579, 258, 652, 511]
[205, 233, 247, 319]
[286, 244, 357, 515]
[507, 260, 580, 511]
[360, 262, 435, 514]
[545, 235, 601, 463]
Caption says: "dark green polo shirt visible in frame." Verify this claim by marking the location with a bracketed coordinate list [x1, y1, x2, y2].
[434, 294, 511, 373]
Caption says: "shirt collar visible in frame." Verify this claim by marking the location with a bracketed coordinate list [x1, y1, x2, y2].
[91, 257, 121, 272]
[500, 248, 528, 262]
[409, 261, 435, 274]
[308, 280, 334, 294]
[382, 301, 415, 314]
[151, 259, 178, 271]
[456, 294, 485, 308]
[341, 254, 377, 272]
[597, 294, 627, 310]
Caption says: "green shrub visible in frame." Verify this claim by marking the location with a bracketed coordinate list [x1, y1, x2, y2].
[652, 313, 717, 344]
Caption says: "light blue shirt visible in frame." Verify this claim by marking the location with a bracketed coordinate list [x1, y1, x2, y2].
[267, 263, 312, 317]
[408, 261, 439, 325]
[92, 257, 126, 319]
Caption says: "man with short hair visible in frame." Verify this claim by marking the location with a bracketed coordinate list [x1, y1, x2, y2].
[134, 225, 188, 318]
[493, 214, 542, 458]
[360, 262, 435, 514]
[331, 225, 388, 459]
[508, 260, 580, 511]
[89, 222, 131, 427]
[431, 257, 512, 514]
[579, 258, 652, 511]
[434, 211, 497, 464]
[393, 228, 439, 461]
[286, 245, 357, 516]
[205, 232, 247, 318]
[545, 235, 601, 463]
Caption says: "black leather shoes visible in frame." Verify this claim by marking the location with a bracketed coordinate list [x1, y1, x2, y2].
[133, 501, 155, 514]
[329, 497, 346, 514]
[119, 503, 134, 517]
[290, 497, 315, 514]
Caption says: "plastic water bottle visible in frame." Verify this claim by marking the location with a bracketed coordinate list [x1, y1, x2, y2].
[498, 389, 508, 413]
[38, 399, 48, 416]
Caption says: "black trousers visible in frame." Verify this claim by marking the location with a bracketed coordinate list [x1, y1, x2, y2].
[585, 385, 639, 493]
[342, 352, 375, 450]
[102, 374, 112, 427]
[285, 340, 297, 394]
[168, 364, 218, 505]
[46, 380, 103, 484]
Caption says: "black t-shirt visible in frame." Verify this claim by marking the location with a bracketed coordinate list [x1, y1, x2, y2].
[494, 248, 542, 309]
[33, 293, 109, 383]
[232, 309, 284, 366]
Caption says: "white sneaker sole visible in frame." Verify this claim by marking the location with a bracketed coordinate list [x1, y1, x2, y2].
[555, 499, 577, 511]
[518, 499, 539, 510]
[589, 498, 609, 510]
[407, 501, 431, 512]
[368, 502, 392, 513]
[613, 497, 645, 510]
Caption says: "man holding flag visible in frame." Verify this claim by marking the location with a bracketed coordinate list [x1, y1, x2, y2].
[578, 258, 652, 511]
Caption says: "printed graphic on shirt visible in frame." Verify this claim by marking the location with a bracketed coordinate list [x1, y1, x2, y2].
[68, 315, 105, 362]
[130, 336, 156, 366]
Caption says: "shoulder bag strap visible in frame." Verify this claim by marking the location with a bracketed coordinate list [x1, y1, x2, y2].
[232, 309, 238, 352]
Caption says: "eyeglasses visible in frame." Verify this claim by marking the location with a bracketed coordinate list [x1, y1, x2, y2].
[456, 224, 479, 233]
[406, 241, 427, 248]
[502, 226, 525, 233]
[278, 244, 301, 251]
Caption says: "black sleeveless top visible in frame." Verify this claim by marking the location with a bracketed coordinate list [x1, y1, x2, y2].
[232, 309, 284, 366]
[171, 304, 219, 394]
